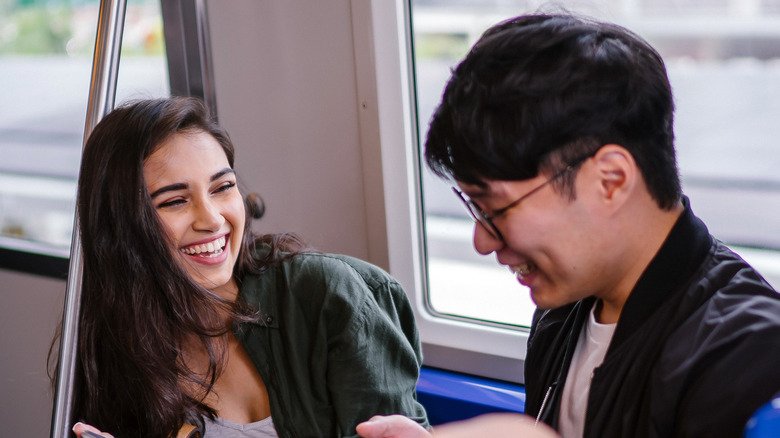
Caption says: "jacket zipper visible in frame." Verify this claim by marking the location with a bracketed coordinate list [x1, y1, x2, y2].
[536, 382, 556, 426]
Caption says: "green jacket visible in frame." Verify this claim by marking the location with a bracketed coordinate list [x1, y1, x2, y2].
[234, 252, 429, 437]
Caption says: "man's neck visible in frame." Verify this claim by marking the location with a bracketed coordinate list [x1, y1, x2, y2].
[596, 200, 685, 324]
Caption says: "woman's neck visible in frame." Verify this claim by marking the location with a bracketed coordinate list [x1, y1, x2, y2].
[211, 277, 240, 302]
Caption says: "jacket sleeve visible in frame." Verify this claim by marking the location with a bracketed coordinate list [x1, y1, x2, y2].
[661, 289, 780, 438]
[319, 256, 429, 437]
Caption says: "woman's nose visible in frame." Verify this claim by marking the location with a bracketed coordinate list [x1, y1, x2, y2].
[192, 199, 224, 231]
[472, 222, 503, 255]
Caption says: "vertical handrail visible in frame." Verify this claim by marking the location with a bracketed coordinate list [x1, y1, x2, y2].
[50, 1, 126, 437]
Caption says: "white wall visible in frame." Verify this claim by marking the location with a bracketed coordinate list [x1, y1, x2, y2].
[208, 0, 391, 268]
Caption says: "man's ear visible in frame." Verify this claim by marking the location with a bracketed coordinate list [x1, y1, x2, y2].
[591, 144, 637, 205]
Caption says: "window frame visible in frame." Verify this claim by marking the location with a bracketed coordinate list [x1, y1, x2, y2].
[0, 244, 69, 279]
[363, 0, 529, 383]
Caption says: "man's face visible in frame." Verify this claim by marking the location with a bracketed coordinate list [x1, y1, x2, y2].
[456, 168, 611, 310]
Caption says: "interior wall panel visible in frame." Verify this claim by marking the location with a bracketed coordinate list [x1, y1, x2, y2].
[208, 0, 373, 261]
[0, 269, 66, 438]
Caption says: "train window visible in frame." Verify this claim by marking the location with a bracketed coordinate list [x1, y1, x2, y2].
[0, 0, 168, 273]
[402, 0, 780, 379]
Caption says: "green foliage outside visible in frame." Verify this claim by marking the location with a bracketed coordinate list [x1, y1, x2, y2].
[0, 0, 164, 56]
[0, 5, 73, 54]
[414, 33, 470, 60]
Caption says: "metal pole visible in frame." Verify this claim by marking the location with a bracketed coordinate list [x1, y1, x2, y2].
[50, 1, 126, 437]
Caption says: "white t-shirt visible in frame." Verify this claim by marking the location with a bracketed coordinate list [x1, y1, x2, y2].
[558, 302, 617, 438]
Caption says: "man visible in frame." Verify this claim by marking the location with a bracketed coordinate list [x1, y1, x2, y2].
[358, 12, 780, 438]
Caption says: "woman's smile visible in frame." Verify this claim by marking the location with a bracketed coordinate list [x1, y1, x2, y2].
[180, 235, 228, 257]
[180, 234, 230, 267]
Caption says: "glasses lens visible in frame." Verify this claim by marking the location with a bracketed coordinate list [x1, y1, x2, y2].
[452, 187, 502, 240]
[471, 209, 502, 240]
[463, 200, 501, 240]
[470, 206, 501, 240]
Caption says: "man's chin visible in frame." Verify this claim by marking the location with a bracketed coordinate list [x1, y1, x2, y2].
[529, 291, 562, 311]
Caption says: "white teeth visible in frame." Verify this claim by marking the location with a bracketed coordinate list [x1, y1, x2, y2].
[181, 236, 227, 256]
[510, 263, 536, 278]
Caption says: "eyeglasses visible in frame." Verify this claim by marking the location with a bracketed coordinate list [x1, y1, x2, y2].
[452, 156, 591, 241]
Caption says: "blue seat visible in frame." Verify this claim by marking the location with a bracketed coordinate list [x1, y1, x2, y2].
[416, 367, 525, 425]
[744, 394, 780, 438]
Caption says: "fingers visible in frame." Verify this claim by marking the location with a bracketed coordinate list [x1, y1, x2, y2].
[432, 413, 559, 438]
[356, 415, 431, 438]
[72, 422, 115, 438]
[356, 416, 391, 437]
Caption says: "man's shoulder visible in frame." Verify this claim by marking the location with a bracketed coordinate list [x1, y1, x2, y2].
[700, 240, 778, 300]
[669, 239, 780, 345]
[663, 242, 780, 369]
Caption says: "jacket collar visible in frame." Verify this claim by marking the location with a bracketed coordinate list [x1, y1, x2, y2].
[610, 196, 712, 350]
[236, 270, 281, 329]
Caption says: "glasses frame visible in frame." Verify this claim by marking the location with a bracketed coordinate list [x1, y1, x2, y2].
[452, 153, 595, 241]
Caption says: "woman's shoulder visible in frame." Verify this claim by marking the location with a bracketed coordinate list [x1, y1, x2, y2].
[290, 252, 396, 287]
[279, 253, 403, 305]
[241, 251, 401, 303]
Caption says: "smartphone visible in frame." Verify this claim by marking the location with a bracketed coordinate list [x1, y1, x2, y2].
[80, 431, 104, 438]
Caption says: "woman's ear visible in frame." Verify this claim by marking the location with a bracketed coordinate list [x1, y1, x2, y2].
[591, 144, 637, 205]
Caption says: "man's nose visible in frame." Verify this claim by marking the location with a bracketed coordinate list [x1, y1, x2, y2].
[472, 222, 503, 255]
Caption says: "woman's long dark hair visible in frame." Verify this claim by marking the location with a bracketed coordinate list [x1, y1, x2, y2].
[66, 97, 303, 437]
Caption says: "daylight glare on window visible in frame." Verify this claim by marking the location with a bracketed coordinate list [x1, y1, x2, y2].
[0, 0, 168, 258]
[412, 0, 780, 328]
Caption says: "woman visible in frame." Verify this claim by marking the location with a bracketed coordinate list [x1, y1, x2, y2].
[66, 97, 428, 437]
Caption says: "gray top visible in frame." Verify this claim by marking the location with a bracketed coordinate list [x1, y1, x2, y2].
[203, 416, 278, 438]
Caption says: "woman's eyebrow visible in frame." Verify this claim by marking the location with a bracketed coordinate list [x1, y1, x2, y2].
[211, 168, 235, 182]
[150, 183, 187, 199]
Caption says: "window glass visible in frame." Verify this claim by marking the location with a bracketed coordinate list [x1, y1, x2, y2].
[0, 0, 168, 259]
[412, 0, 780, 328]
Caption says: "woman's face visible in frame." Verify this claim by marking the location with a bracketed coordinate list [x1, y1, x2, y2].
[143, 130, 246, 300]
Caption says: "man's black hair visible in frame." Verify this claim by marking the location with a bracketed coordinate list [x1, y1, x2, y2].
[424, 13, 681, 209]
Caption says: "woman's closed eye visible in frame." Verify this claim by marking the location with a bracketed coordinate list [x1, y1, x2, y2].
[156, 197, 187, 209]
[213, 181, 236, 194]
